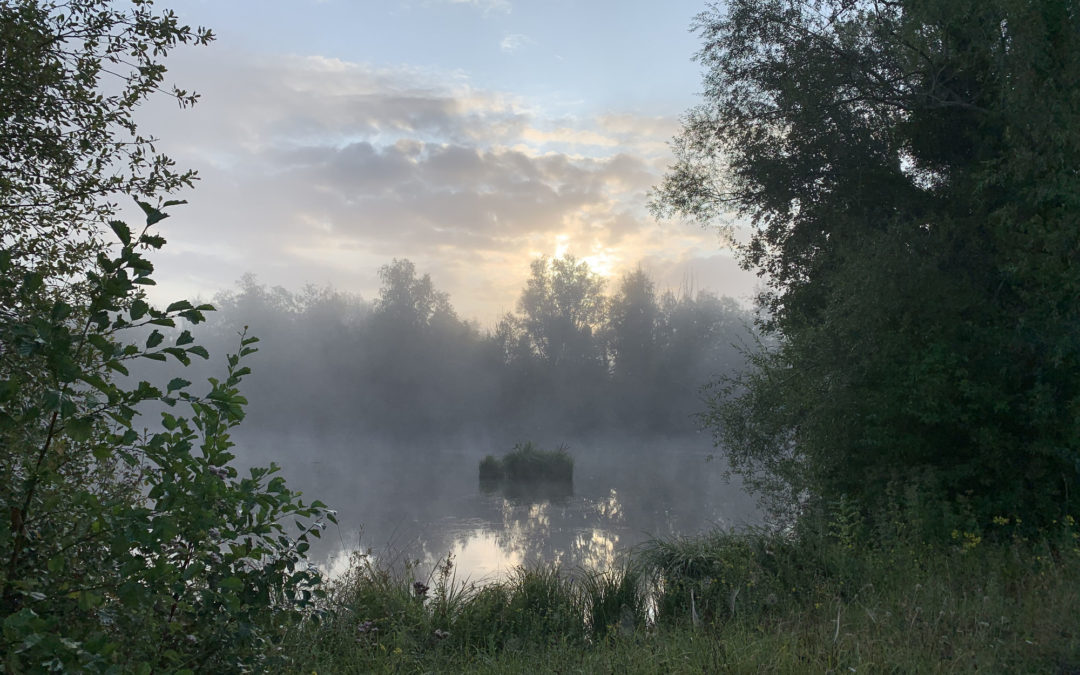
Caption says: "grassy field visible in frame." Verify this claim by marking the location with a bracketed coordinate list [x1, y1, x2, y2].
[279, 509, 1080, 673]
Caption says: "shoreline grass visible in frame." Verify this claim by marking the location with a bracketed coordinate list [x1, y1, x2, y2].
[281, 513, 1080, 673]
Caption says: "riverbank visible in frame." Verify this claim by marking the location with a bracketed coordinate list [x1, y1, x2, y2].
[279, 514, 1080, 673]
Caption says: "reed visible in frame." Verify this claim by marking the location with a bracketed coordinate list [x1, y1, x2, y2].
[282, 514, 1080, 673]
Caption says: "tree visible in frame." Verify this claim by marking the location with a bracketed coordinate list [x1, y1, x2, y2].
[607, 268, 660, 382]
[514, 255, 607, 369]
[1, 0, 212, 287]
[373, 259, 455, 331]
[1, 3, 330, 670]
[362, 259, 498, 435]
[655, 0, 1080, 527]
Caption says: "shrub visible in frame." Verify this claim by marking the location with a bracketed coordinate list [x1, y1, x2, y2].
[480, 442, 574, 485]
[0, 204, 333, 672]
[479, 455, 503, 482]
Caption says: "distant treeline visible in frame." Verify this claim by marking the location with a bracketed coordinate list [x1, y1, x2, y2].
[195, 256, 755, 439]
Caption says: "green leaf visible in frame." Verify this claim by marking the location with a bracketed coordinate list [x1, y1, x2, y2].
[182, 561, 205, 581]
[127, 253, 154, 272]
[162, 347, 191, 366]
[79, 374, 110, 394]
[166, 300, 193, 313]
[105, 360, 129, 376]
[161, 413, 178, 431]
[139, 234, 167, 249]
[21, 271, 43, 294]
[50, 301, 72, 322]
[187, 346, 210, 359]
[130, 299, 149, 320]
[77, 591, 103, 611]
[136, 199, 169, 226]
[109, 220, 133, 246]
[87, 334, 114, 355]
[166, 378, 191, 392]
[176, 330, 194, 345]
[179, 309, 206, 324]
[146, 330, 164, 348]
[66, 417, 94, 442]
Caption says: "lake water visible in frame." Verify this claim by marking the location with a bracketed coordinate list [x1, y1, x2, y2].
[233, 432, 760, 583]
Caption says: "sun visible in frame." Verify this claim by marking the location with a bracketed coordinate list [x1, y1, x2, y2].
[582, 250, 617, 278]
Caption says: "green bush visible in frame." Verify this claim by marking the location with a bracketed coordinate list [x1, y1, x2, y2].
[479, 442, 574, 485]
[478, 455, 503, 482]
[0, 203, 334, 672]
[2, 4, 333, 670]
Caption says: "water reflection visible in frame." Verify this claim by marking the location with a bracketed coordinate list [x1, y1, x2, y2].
[231, 432, 760, 582]
[482, 479, 574, 503]
[438, 530, 523, 579]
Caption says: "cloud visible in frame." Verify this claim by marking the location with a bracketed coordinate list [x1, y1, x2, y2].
[135, 48, 754, 326]
[499, 33, 533, 53]
[434, 0, 511, 13]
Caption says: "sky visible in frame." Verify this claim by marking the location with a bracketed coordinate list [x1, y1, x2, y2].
[136, 0, 757, 327]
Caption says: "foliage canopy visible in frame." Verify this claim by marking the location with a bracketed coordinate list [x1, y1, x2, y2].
[654, 0, 1080, 526]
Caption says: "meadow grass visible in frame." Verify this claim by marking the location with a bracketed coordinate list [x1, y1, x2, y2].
[282, 514, 1080, 673]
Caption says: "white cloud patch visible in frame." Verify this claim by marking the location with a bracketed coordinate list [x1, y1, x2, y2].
[499, 33, 534, 53]
[435, 0, 511, 13]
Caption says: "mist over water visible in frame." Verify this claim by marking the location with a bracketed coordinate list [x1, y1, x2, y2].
[230, 430, 760, 581]
[174, 256, 762, 580]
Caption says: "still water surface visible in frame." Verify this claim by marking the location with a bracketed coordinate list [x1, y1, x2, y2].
[233, 432, 760, 582]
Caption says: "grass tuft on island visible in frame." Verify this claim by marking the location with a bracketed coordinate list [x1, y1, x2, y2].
[479, 441, 574, 484]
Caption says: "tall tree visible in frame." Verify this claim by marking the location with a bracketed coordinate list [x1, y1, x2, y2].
[607, 268, 660, 382]
[363, 259, 497, 435]
[373, 258, 455, 331]
[655, 0, 1080, 525]
[516, 255, 607, 369]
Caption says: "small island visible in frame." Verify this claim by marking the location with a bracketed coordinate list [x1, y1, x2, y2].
[479, 442, 574, 499]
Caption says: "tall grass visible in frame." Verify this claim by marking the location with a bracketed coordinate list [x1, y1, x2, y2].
[281, 510, 1080, 673]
